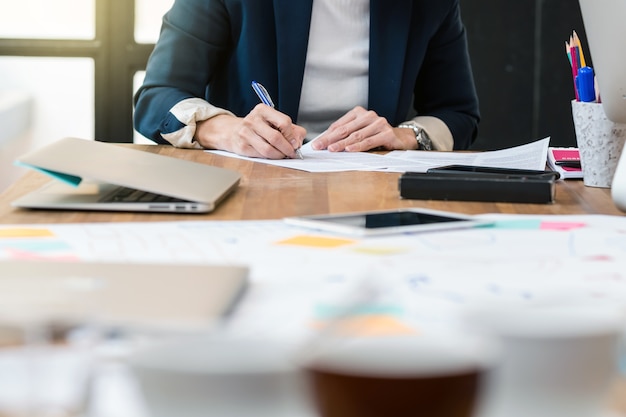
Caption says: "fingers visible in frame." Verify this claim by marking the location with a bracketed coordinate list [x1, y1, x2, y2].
[312, 107, 397, 152]
[241, 105, 306, 159]
[311, 107, 363, 150]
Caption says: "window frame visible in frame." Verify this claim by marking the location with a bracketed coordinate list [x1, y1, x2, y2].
[0, 0, 153, 143]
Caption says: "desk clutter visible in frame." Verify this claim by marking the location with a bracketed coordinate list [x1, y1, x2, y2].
[1, 214, 626, 416]
[1, 128, 625, 417]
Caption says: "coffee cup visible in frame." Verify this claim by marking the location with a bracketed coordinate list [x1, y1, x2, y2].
[299, 332, 496, 417]
[465, 302, 625, 417]
[127, 335, 315, 417]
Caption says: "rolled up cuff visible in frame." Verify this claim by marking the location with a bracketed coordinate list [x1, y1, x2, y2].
[161, 98, 234, 149]
[405, 116, 454, 151]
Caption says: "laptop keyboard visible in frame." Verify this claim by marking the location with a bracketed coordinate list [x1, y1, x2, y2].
[99, 186, 191, 203]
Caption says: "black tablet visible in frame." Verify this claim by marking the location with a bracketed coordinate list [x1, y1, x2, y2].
[283, 208, 491, 237]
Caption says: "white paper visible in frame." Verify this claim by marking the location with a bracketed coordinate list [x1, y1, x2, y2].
[206, 137, 550, 173]
[2, 213, 626, 340]
[4, 212, 625, 417]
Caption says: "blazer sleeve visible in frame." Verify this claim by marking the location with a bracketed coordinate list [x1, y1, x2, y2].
[133, 0, 233, 147]
[413, 2, 480, 150]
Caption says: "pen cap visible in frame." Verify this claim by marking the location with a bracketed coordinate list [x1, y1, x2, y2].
[576, 66, 596, 102]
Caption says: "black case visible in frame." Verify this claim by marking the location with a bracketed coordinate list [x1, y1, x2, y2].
[398, 165, 559, 204]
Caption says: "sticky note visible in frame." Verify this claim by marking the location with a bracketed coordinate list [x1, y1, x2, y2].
[315, 304, 404, 319]
[489, 219, 543, 229]
[352, 246, 409, 255]
[277, 235, 356, 248]
[0, 228, 55, 238]
[0, 241, 70, 252]
[312, 315, 417, 337]
[540, 221, 587, 231]
[484, 219, 588, 231]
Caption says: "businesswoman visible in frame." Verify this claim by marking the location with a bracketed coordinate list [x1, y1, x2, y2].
[134, 0, 480, 159]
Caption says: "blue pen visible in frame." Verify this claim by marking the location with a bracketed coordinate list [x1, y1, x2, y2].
[576, 66, 596, 102]
[251, 80, 303, 159]
[251, 80, 275, 107]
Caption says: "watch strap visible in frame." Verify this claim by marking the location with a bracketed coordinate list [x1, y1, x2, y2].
[398, 122, 433, 151]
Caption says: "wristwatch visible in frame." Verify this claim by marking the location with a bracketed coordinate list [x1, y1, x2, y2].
[398, 121, 433, 151]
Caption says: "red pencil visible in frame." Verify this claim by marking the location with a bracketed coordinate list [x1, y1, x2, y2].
[570, 45, 579, 100]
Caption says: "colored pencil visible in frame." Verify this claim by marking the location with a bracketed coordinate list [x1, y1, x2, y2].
[573, 30, 587, 67]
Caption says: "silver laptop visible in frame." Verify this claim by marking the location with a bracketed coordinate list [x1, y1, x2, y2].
[579, 0, 626, 212]
[12, 137, 241, 213]
[0, 261, 248, 331]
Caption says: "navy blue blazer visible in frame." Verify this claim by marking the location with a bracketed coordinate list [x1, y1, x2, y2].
[134, 0, 480, 150]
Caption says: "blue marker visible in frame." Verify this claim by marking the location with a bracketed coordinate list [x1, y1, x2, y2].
[576, 66, 596, 102]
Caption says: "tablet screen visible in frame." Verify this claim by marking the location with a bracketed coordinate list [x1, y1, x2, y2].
[324, 211, 464, 229]
[284, 209, 488, 236]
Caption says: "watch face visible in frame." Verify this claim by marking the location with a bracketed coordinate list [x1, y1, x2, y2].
[399, 122, 432, 150]
[417, 130, 432, 151]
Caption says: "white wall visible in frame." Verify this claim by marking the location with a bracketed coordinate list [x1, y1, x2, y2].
[0, 0, 175, 192]
[0, 57, 94, 192]
[0, 92, 32, 192]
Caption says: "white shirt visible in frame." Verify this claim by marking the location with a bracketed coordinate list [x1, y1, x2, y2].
[297, 0, 370, 139]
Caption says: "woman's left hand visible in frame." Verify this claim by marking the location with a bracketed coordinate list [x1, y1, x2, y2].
[310, 106, 418, 152]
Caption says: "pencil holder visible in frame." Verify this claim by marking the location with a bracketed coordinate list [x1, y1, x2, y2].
[571, 100, 626, 188]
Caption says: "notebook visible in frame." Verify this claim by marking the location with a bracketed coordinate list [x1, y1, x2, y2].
[546, 147, 583, 179]
[12, 137, 241, 213]
[0, 261, 249, 331]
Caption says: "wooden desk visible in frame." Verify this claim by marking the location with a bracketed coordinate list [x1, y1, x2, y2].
[1, 145, 626, 414]
[0, 145, 624, 224]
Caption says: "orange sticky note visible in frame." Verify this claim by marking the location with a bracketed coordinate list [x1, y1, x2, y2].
[313, 315, 417, 337]
[0, 228, 55, 238]
[277, 235, 356, 248]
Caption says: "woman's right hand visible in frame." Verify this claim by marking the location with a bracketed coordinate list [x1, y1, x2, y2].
[195, 104, 306, 159]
